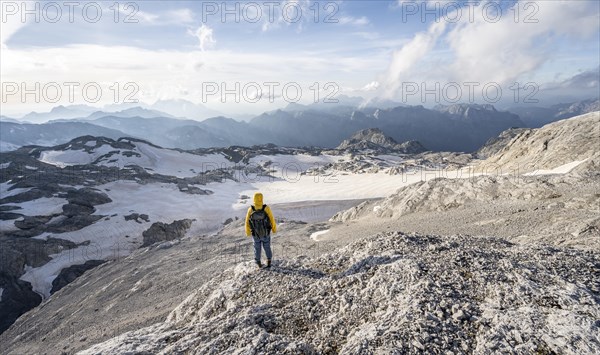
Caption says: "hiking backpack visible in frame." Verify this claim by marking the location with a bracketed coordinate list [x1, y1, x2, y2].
[250, 205, 271, 238]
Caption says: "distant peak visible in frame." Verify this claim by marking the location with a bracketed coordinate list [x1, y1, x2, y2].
[435, 103, 497, 115]
[337, 128, 426, 154]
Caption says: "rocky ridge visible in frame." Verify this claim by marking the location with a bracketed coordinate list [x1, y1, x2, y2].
[476, 128, 531, 159]
[79, 232, 600, 354]
[481, 111, 599, 173]
[336, 128, 427, 154]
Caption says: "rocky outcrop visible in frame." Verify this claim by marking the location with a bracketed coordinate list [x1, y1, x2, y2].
[0, 274, 42, 335]
[141, 219, 194, 247]
[80, 232, 600, 354]
[554, 99, 600, 120]
[50, 260, 106, 294]
[0, 236, 78, 334]
[124, 213, 150, 223]
[337, 128, 427, 154]
[337, 128, 400, 149]
[481, 111, 600, 173]
[177, 182, 212, 195]
[3, 187, 112, 238]
[0, 237, 79, 277]
[477, 127, 531, 159]
[13, 215, 53, 230]
[64, 187, 112, 207]
[330, 175, 564, 222]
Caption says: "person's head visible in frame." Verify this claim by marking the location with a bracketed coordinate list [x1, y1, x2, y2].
[253, 192, 264, 209]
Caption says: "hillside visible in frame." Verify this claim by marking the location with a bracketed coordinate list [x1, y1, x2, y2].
[82, 232, 600, 354]
[1, 134, 466, 337]
[481, 111, 599, 173]
[476, 128, 531, 159]
[330, 112, 600, 249]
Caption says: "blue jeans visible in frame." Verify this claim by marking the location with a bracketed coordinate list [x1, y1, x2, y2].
[253, 235, 272, 263]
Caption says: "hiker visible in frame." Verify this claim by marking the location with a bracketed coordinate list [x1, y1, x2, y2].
[245, 192, 277, 268]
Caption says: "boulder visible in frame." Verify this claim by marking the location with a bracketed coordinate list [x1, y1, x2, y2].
[141, 219, 194, 247]
[50, 260, 106, 294]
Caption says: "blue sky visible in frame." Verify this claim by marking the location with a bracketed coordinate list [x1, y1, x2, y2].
[1, 0, 599, 116]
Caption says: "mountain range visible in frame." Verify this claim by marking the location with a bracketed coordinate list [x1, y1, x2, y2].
[7, 99, 223, 124]
[1, 99, 598, 154]
[509, 98, 599, 127]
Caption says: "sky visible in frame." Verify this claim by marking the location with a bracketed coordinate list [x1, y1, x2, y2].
[1, 0, 599, 117]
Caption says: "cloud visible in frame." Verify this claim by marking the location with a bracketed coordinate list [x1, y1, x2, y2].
[543, 67, 600, 91]
[446, 1, 599, 84]
[0, 39, 383, 116]
[352, 32, 379, 40]
[381, 0, 600, 100]
[362, 81, 380, 91]
[260, 0, 312, 33]
[0, 2, 30, 49]
[134, 10, 160, 23]
[129, 7, 195, 25]
[382, 20, 446, 97]
[338, 16, 370, 26]
[166, 9, 195, 24]
[188, 25, 216, 51]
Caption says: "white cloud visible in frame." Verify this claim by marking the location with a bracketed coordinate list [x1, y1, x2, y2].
[0, 2, 30, 49]
[166, 9, 195, 24]
[352, 32, 379, 40]
[260, 0, 312, 33]
[382, 20, 446, 97]
[338, 16, 370, 26]
[381, 0, 600, 100]
[446, 1, 599, 85]
[134, 10, 160, 23]
[362, 81, 380, 91]
[128, 7, 194, 25]
[0, 40, 383, 115]
[188, 25, 216, 51]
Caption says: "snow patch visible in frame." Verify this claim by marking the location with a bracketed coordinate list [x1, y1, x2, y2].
[0, 182, 31, 198]
[39, 145, 116, 167]
[239, 169, 444, 204]
[122, 142, 231, 178]
[39, 141, 231, 178]
[523, 159, 588, 176]
[13, 197, 66, 216]
[0, 141, 19, 152]
[20, 264, 58, 299]
[19, 179, 247, 298]
[310, 229, 329, 241]
[0, 219, 18, 232]
[271, 199, 369, 223]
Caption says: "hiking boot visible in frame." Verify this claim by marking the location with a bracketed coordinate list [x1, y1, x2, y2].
[256, 261, 263, 269]
[266, 259, 272, 268]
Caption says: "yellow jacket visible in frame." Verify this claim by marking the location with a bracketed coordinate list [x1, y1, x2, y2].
[245, 192, 277, 237]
